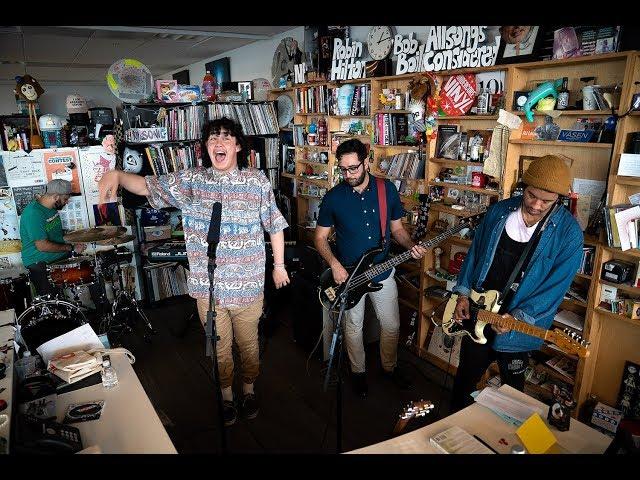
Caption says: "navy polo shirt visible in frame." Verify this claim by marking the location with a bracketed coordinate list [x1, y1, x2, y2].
[317, 174, 404, 281]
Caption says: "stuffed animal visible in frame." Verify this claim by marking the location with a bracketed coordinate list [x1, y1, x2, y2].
[14, 75, 45, 149]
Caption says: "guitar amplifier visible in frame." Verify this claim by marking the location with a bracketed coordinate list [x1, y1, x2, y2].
[601, 260, 635, 284]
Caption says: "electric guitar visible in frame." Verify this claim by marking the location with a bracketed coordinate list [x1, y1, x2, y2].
[441, 290, 590, 358]
[392, 400, 435, 437]
[318, 212, 485, 312]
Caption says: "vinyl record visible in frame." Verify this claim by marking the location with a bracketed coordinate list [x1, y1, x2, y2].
[276, 94, 294, 128]
[106, 59, 153, 103]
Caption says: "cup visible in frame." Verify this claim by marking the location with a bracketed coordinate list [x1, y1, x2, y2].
[472, 171, 486, 188]
[582, 86, 598, 110]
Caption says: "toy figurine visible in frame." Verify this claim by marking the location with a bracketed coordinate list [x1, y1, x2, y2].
[14, 75, 45, 149]
[523, 79, 563, 122]
[548, 384, 577, 431]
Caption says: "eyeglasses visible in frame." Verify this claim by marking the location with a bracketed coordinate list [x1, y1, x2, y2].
[338, 161, 364, 175]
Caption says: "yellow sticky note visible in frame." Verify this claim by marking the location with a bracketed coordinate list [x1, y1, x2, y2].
[516, 413, 558, 454]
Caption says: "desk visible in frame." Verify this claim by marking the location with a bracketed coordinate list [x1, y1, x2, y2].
[54, 350, 177, 453]
[0, 310, 16, 454]
[349, 385, 612, 454]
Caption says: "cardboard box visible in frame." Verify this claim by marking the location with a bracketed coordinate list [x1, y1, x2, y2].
[144, 225, 171, 241]
[591, 402, 623, 434]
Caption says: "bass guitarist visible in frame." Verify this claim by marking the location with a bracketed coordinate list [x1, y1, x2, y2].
[315, 139, 427, 397]
[450, 155, 583, 411]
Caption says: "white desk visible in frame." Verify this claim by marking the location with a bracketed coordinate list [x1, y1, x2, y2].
[349, 385, 612, 454]
[54, 351, 177, 454]
[0, 310, 16, 454]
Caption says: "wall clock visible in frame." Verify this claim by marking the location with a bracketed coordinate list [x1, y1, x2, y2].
[367, 26, 393, 61]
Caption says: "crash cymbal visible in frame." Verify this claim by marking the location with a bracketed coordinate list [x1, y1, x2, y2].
[94, 234, 136, 246]
[63, 226, 127, 243]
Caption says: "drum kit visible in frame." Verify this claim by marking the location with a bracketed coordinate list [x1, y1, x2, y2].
[14, 226, 154, 353]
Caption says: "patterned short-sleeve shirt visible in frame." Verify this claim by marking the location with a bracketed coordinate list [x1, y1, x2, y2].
[145, 167, 288, 307]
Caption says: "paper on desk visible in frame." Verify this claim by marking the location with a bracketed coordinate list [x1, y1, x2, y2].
[516, 413, 558, 454]
[474, 387, 546, 426]
[36, 323, 103, 365]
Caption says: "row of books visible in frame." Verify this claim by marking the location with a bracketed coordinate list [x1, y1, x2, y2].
[144, 143, 203, 176]
[159, 104, 206, 141]
[435, 125, 493, 162]
[382, 153, 425, 179]
[247, 138, 280, 170]
[143, 262, 189, 302]
[207, 102, 279, 136]
[579, 246, 596, 276]
[327, 84, 371, 116]
[374, 113, 409, 146]
[294, 85, 329, 114]
[604, 204, 640, 250]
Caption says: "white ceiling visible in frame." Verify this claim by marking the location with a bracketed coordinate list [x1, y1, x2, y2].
[0, 26, 294, 83]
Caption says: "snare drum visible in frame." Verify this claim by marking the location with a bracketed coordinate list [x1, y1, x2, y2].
[46, 257, 96, 287]
[0, 268, 32, 316]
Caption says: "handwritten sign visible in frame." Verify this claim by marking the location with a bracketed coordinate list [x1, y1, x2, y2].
[124, 127, 168, 144]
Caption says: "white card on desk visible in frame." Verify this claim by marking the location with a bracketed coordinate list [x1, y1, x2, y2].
[36, 323, 103, 365]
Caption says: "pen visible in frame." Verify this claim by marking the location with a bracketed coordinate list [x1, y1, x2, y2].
[473, 434, 499, 453]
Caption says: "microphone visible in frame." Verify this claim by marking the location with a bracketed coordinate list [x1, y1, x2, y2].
[207, 202, 222, 260]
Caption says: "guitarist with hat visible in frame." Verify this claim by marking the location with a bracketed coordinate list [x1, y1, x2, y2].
[450, 155, 583, 411]
[315, 139, 427, 398]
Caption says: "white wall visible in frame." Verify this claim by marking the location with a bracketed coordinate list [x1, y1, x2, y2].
[162, 26, 432, 87]
[0, 82, 120, 118]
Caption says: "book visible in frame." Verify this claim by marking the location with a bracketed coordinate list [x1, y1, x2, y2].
[429, 426, 496, 454]
[435, 125, 459, 158]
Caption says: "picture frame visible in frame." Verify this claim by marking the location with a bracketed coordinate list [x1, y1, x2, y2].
[205, 57, 231, 93]
[495, 26, 543, 65]
[172, 69, 190, 85]
[237, 81, 252, 101]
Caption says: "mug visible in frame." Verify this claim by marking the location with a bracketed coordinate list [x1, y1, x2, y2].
[472, 171, 487, 188]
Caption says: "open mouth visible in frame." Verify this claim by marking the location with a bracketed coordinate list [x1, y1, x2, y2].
[214, 151, 226, 163]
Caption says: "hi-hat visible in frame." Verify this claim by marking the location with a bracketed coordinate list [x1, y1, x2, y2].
[63, 226, 127, 243]
[94, 234, 136, 246]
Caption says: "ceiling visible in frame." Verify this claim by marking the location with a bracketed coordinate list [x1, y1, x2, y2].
[0, 26, 294, 84]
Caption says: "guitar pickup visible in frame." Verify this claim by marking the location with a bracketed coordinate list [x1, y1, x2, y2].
[325, 288, 336, 302]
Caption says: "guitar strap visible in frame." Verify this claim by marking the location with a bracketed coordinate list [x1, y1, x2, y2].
[376, 177, 388, 246]
[498, 201, 561, 308]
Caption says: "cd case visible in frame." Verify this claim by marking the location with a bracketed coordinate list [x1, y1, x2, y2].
[63, 400, 105, 424]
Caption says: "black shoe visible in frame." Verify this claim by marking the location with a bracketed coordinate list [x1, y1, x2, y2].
[384, 366, 413, 390]
[223, 400, 237, 426]
[352, 372, 368, 398]
[241, 393, 259, 420]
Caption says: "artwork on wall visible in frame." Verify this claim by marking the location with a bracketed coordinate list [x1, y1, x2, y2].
[206, 58, 231, 94]
[495, 26, 543, 64]
[172, 69, 190, 85]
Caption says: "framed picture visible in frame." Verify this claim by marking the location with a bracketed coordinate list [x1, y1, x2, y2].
[495, 26, 543, 64]
[172, 69, 190, 85]
[616, 360, 640, 419]
[237, 81, 252, 100]
[205, 57, 231, 93]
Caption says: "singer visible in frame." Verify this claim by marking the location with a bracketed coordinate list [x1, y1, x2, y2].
[98, 117, 289, 426]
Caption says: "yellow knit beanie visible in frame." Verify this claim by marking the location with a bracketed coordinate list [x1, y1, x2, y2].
[522, 155, 572, 195]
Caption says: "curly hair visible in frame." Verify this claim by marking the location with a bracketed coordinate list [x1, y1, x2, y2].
[201, 117, 248, 170]
[335, 138, 369, 163]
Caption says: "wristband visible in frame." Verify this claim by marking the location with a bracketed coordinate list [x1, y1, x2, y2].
[273, 263, 286, 270]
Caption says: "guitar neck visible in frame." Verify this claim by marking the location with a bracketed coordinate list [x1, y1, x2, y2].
[363, 223, 468, 280]
[477, 310, 550, 341]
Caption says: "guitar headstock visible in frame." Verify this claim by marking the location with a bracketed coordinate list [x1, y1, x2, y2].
[460, 211, 486, 229]
[549, 328, 591, 358]
[399, 399, 435, 420]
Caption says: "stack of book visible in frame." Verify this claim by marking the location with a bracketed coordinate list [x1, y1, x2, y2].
[374, 113, 409, 145]
[604, 205, 640, 250]
[144, 143, 203, 175]
[160, 104, 207, 141]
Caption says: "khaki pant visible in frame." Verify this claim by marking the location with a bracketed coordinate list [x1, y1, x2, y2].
[196, 295, 264, 389]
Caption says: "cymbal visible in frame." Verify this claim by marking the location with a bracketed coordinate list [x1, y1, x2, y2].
[94, 234, 136, 246]
[63, 226, 127, 243]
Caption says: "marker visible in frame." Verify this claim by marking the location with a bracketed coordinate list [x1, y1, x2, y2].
[473, 434, 499, 454]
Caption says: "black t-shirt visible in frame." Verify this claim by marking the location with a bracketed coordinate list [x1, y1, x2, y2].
[482, 228, 530, 311]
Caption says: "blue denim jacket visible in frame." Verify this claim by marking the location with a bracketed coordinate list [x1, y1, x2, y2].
[452, 195, 583, 353]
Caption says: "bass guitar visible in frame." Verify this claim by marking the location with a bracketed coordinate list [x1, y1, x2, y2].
[392, 399, 434, 437]
[441, 290, 590, 358]
[318, 212, 485, 312]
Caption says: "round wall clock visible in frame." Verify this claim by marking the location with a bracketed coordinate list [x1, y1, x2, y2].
[367, 26, 393, 61]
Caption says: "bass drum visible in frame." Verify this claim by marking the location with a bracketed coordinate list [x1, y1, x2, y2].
[0, 268, 31, 316]
[17, 298, 87, 353]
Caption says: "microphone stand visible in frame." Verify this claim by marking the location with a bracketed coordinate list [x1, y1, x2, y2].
[204, 244, 227, 453]
[323, 254, 368, 453]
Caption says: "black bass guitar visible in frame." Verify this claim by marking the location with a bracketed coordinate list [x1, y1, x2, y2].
[318, 212, 485, 312]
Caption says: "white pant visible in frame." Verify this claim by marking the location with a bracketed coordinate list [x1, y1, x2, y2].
[324, 269, 400, 374]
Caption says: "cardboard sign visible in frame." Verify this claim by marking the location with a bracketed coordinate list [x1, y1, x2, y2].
[124, 127, 168, 144]
[557, 129, 595, 142]
[439, 74, 477, 116]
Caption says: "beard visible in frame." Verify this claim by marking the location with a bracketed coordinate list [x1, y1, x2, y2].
[344, 168, 367, 188]
[54, 200, 66, 210]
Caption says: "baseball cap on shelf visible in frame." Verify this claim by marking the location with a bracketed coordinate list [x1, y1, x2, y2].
[66, 94, 88, 114]
[44, 179, 72, 196]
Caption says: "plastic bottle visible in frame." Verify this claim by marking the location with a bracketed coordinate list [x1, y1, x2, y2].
[101, 354, 118, 388]
[202, 71, 217, 102]
[557, 77, 569, 110]
[510, 445, 526, 454]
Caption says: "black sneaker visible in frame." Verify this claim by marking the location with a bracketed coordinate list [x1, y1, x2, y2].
[223, 400, 237, 426]
[241, 393, 259, 420]
[384, 366, 413, 390]
[352, 372, 368, 398]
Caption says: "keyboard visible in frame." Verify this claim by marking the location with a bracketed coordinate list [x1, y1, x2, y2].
[148, 241, 187, 263]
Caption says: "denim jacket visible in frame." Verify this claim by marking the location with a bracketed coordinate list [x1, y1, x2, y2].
[452, 195, 583, 353]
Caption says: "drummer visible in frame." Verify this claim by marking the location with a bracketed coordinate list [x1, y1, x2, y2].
[19, 179, 87, 297]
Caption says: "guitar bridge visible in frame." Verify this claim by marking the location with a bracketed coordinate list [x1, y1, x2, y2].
[325, 287, 336, 302]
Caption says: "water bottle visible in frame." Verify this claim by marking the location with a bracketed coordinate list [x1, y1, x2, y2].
[202, 70, 217, 102]
[101, 355, 118, 388]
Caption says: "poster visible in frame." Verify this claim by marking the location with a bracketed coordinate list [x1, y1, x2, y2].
[43, 148, 81, 194]
[0, 187, 19, 240]
[79, 147, 116, 207]
[3, 151, 46, 187]
[0, 153, 8, 187]
[12, 184, 46, 216]
[59, 195, 89, 231]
